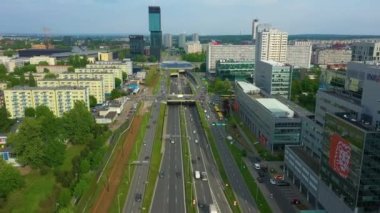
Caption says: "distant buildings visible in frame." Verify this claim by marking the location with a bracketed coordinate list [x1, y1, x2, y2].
[351, 42, 380, 62]
[129, 35, 145, 56]
[148, 6, 162, 60]
[192, 33, 199, 42]
[178, 33, 186, 49]
[255, 60, 292, 99]
[255, 26, 288, 63]
[29, 56, 56, 65]
[163, 33, 172, 49]
[206, 44, 255, 73]
[87, 60, 133, 76]
[98, 52, 113, 61]
[216, 60, 255, 81]
[184, 41, 202, 54]
[286, 41, 312, 68]
[4, 86, 89, 118]
[252, 19, 259, 41]
[59, 72, 115, 94]
[313, 49, 352, 65]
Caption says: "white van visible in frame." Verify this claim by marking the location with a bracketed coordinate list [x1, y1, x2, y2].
[254, 163, 261, 170]
[194, 171, 201, 179]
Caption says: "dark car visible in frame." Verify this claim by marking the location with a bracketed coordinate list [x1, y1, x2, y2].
[258, 170, 266, 177]
[291, 198, 301, 205]
[257, 176, 264, 183]
[198, 202, 205, 208]
[276, 180, 290, 186]
[159, 171, 165, 178]
[135, 193, 142, 202]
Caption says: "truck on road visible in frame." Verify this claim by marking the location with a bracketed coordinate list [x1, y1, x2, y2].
[209, 204, 218, 213]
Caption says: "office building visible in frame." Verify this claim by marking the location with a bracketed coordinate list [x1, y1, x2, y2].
[184, 41, 202, 54]
[37, 79, 105, 104]
[287, 41, 312, 68]
[29, 56, 56, 65]
[351, 42, 380, 62]
[129, 35, 145, 56]
[149, 6, 162, 60]
[313, 49, 352, 65]
[98, 52, 113, 61]
[192, 33, 199, 42]
[163, 33, 172, 49]
[235, 81, 302, 152]
[252, 19, 259, 41]
[216, 60, 255, 81]
[87, 60, 132, 75]
[59, 72, 115, 94]
[4, 86, 89, 118]
[206, 44, 255, 73]
[255, 27, 288, 63]
[178, 33, 186, 48]
[255, 60, 292, 99]
[75, 67, 122, 81]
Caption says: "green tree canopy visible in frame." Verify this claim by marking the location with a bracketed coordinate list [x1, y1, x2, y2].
[24, 107, 36, 117]
[181, 52, 206, 62]
[67, 55, 88, 68]
[38, 61, 49, 66]
[110, 89, 122, 100]
[28, 72, 36, 87]
[115, 78, 122, 88]
[0, 107, 14, 132]
[89, 95, 97, 108]
[0, 159, 24, 199]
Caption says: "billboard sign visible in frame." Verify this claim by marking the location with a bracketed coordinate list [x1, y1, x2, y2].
[329, 134, 352, 178]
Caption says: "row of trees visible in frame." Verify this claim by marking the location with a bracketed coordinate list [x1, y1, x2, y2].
[208, 78, 233, 95]
[181, 52, 206, 62]
[133, 55, 157, 63]
[0, 64, 36, 89]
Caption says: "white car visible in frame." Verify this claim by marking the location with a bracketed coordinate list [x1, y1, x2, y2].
[171, 140, 175, 144]
[195, 139, 199, 143]
[193, 130, 196, 134]
[270, 178, 277, 185]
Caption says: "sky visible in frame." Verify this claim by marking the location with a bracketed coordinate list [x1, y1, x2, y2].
[1, 0, 380, 35]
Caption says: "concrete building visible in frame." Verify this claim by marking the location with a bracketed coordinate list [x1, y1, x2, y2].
[4, 86, 89, 118]
[58, 72, 115, 94]
[235, 81, 302, 152]
[29, 56, 56, 65]
[351, 42, 380, 62]
[163, 33, 172, 49]
[287, 41, 312, 68]
[87, 60, 133, 76]
[0, 91, 4, 107]
[0, 135, 6, 149]
[178, 33, 186, 49]
[216, 60, 255, 81]
[255, 60, 292, 99]
[255, 27, 288, 63]
[149, 6, 162, 60]
[75, 67, 122, 80]
[192, 33, 199, 42]
[98, 52, 113, 61]
[36, 65, 69, 74]
[252, 19, 259, 41]
[37, 79, 105, 104]
[184, 41, 202, 54]
[206, 44, 255, 73]
[313, 49, 352, 65]
[129, 35, 145, 56]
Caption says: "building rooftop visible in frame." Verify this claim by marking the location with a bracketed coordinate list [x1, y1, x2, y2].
[256, 98, 294, 118]
[289, 146, 320, 175]
[335, 112, 378, 132]
[236, 81, 260, 94]
[322, 88, 361, 106]
[6, 86, 87, 91]
[261, 60, 286, 66]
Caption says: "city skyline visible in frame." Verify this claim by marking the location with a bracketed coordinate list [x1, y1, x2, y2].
[1, 0, 380, 35]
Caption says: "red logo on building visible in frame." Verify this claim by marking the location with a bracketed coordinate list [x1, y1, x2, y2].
[329, 134, 352, 178]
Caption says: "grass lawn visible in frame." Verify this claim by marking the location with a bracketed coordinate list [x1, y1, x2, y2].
[59, 145, 86, 171]
[2, 171, 55, 213]
[142, 103, 166, 212]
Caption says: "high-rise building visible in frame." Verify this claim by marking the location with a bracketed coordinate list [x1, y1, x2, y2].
[192, 33, 199, 42]
[184, 41, 202, 54]
[129, 35, 145, 56]
[98, 52, 113, 61]
[286, 41, 312, 68]
[313, 49, 352, 65]
[255, 26, 288, 63]
[252, 19, 259, 41]
[148, 6, 162, 60]
[163, 33, 172, 49]
[178, 33, 186, 48]
[255, 60, 292, 99]
[351, 42, 380, 62]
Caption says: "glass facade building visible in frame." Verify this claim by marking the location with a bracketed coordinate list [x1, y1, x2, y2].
[148, 6, 162, 60]
[321, 112, 380, 212]
[129, 35, 144, 56]
[215, 60, 255, 81]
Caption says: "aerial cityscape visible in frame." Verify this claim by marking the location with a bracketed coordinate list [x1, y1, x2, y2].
[1, 1, 380, 213]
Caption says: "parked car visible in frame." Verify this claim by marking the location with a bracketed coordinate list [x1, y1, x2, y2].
[257, 177, 264, 183]
[276, 180, 290, 186]
[270, 178, 277, 185]
[159, 171, 165, 178]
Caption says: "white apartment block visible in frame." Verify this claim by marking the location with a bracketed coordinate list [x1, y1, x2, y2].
[206, 44, 255, 73]
[287, 41, 312, 68]
[163, 34, 172, 48]
[59, 72, 115, 94]
[351, 42, 380, 62]
[178, 34, 186, 48]
[313, 49, 352, 65]
[29, 56, 56, 65]
[37, 79, 105, 104]
[4, 86, 89, 118]
[75, 68, 122, 80]
[87, 60, 132, 75]
[255, 60, 292, 99]
[36, 65, 69, 74]
[184, 41, 202, 54]
[256, 28, 288, 63]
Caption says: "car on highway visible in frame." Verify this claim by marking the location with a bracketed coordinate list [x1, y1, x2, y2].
[276, 180, 290, 186]
[159, 171, 165, 178]
[201, 172, 208, 181]
[254, 163, 261, 170]
[135, 193, 142, 202]
[193, 130, 196, 134]
[195, 139, 198, 143]
[257, 177, 264, 183]
[194, 171, 201, 179]
[170, 140, 175, 144]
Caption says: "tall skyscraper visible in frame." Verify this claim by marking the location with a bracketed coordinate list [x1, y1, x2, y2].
[192, 33, 199, 42]
[163, 33, 172, 48]
[178, 33, 186, 48]
[129, 35, 145, 56]
[252, 19, 259, 41]
[255, 26, 288, 63]
[148, 6, 162, 60]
